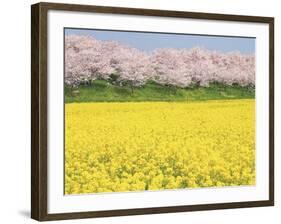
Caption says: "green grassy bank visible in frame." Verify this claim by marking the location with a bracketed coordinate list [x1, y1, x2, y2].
[65, 80, 255, 103]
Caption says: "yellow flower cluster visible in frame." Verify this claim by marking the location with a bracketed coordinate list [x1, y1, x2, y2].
[65, 100, 255, 194]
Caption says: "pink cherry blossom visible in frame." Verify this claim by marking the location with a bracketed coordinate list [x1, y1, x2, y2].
[65, 35, 255, 88]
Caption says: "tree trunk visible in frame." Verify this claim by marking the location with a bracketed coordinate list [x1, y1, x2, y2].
[130, 85, 134, 95]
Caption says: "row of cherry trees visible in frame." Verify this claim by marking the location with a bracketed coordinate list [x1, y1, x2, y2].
[65, 35, 255, 88]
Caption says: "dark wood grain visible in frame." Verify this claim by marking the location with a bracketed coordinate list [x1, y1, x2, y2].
[31, 2, 274, 221]
[269, 19, 275, 203]
[36, 2, 274, 23]
[31, 3, 48, 220]
[31, 3, 40, 220]
[38, 200, 273, 221]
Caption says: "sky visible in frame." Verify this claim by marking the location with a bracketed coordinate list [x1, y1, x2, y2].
[65, 28, 255, 54]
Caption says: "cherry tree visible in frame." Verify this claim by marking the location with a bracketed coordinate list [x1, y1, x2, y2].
[110, 46, 153, 93]
[65, 35, 255, 88]
[150, 48, 193, 87]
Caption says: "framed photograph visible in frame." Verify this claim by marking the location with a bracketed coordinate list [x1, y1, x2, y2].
[31, 2, 274, 221]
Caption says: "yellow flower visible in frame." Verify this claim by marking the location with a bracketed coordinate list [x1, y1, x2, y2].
[65, 100, 255, 194]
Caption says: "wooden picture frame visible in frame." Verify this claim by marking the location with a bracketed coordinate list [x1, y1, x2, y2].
[31, 2, 274, 221]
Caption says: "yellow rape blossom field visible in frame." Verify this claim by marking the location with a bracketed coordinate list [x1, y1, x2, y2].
[65, 99, 255, 195]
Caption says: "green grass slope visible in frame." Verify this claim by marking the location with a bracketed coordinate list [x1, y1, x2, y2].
[65, 80, 255, 103]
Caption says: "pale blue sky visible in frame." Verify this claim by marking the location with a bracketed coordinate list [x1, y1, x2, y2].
[65, 28, 255, 54]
